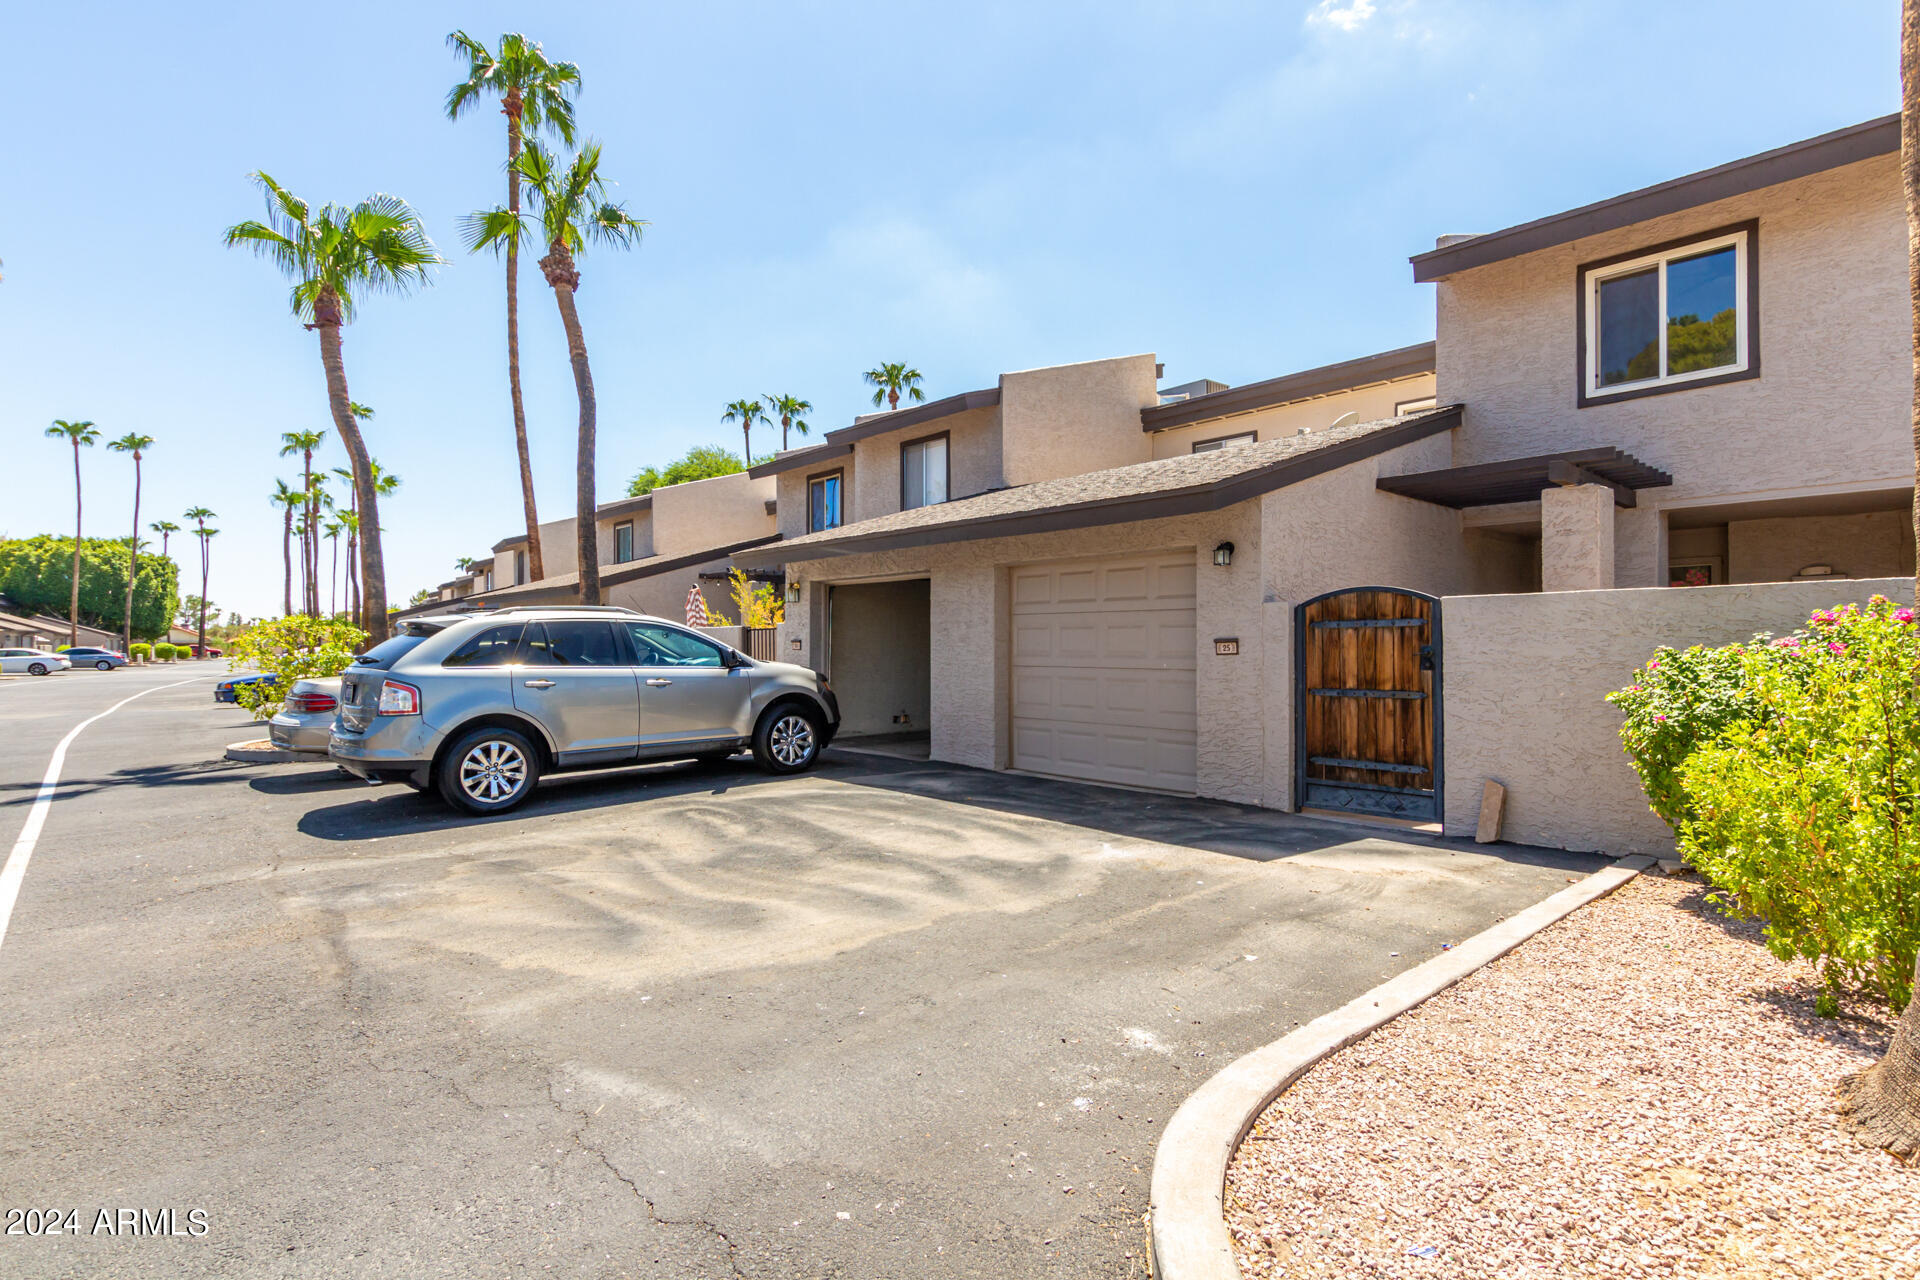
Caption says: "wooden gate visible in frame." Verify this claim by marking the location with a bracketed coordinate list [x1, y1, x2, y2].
[1294, 587, 1442, 821]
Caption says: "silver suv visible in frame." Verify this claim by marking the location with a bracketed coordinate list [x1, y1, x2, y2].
[328, 606, 839, 814]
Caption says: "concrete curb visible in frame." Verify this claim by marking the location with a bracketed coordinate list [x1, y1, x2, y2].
[1148, 853, 1655, 1280]
[224, 740, 302, 765]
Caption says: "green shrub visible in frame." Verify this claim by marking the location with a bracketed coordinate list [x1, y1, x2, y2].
[225, 615, 367, 719]
[1607, 641, 1784, 830]
[130, 643, 151, 661]
[154, 643, 174, 661]
[1674, 597, 1920, 1012]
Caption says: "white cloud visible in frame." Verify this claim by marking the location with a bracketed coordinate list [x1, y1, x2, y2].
[1306, 0, 1378, 32]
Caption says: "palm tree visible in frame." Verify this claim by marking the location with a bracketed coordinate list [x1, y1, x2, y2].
[335, 460, 400, 622]
[268, 480, 304, 616]
[185, 507, 217, 656]
[106, 432, 155, 652]
[723, 398, 769, 464]
[1840, 0, 1920, 1160]
[767, 393, 812, 451]
[225, 173, 440, 643]
[278, 429, 326, 615]
[464, 139, 644, 605]
[864, 362, 925, 412]
[150, 519, 180, 560]
[44, 419, 99, 648]
[447, 31, 581, 587]
[456, 556, 478, 574]
[323, 517, 346, 616]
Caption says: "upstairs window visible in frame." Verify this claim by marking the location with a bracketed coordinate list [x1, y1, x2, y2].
[613, 521, 634, 563]
[513, 549, 528, 584]
[1191, 431, 1256, 454]
[808, 470, 842, 532]
[901, 433, 949, 510]
[1581, 223, 1755, 404]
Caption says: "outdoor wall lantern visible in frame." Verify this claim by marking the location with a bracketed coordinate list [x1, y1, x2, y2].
[786, 580, 802, 604]
[1212, 541, 1235, 568]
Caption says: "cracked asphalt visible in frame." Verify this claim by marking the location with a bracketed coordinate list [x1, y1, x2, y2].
[0, 665, 1603, 1277]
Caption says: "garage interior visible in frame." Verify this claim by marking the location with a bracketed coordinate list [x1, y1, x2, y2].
[826, 579, 932, 757]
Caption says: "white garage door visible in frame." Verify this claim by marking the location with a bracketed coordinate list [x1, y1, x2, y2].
[1009, 551, 1197, 793]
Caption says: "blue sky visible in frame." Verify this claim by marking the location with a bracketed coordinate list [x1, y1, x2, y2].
[0, 0, 1897, 618]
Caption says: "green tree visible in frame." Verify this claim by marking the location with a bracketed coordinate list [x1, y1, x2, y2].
[225, 173, 441, 644]
[43, 419, 99, 647]
[279, 429, 326, 615]
[722, 398, 769, 465]
[106, 432, 154, 654]
[185, 507, 217, 655]
[767, 393, 812, 450]
[626, 443, 745, 496]
[225, 614, 368, 719]
[0, 536, 177, 639]
[464, 139, 644, 605]
[447, 31, 581, 586]
[863, 362, 925, 412]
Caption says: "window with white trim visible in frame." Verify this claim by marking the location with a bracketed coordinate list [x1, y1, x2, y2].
[1583, 227, 1750, 399]
[1191, 432, 1256, 454]
[901, 435, 949, 510]
[613, 521, 634, 563]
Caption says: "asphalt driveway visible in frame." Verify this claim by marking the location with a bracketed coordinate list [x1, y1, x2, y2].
[0, 669, 1603, 1278]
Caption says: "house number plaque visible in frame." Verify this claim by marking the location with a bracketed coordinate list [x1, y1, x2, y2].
[1214, 638, 1240, 656]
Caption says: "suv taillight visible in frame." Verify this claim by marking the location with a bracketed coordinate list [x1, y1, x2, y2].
[286, 692, 338, 714]
[377, 679, 421, 716]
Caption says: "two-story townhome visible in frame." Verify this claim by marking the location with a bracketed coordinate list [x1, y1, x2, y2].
[747, 114, 1911, 857]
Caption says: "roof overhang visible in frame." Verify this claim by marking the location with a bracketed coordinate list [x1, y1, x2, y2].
[1376, 447, 1673, 508]
[748, 388, 1001, 478]
[1410, 115, 1896, 282]
[491, 534, 528, 553]
[595, 493, 653, 519]
[1140, 343, 1435, 433]
[747, 406, 1462, 562]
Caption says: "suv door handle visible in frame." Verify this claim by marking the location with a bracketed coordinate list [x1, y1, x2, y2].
[523, 678, 556, 689]
[645, 677, 673, 687]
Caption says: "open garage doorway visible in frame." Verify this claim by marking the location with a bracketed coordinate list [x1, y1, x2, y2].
[827, 579, 932, 759]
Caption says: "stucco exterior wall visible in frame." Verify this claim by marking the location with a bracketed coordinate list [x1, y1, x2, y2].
[848, 405, 1001, 523]
[1440, 577, 1911, 855]
[998, 354, 1159, 486]
[1146, 373, 1436, 460]
[603, 509, 654, 564]
[605, 562, 732, 623]
[1541, 484, 1615, 590]
[648, 470, 777, 558]
[1435, 154, 1906, 515]
[827, 579, 933, 737]
[1726, 510, 1915, 583]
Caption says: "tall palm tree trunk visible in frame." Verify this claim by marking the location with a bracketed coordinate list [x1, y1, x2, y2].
[303, 452, 319, 616]
[122, 455, 141, 653]
[67, 441, 82, 649]
[281, 508, 294, 616]
[1842, 0, 1920, 1160]
[315, 294, 388, 643]
[541, 244, 600, 604]
[197, 537, 210, 658]
[505, 91, 545, 583]
[329, 537, 339, 616]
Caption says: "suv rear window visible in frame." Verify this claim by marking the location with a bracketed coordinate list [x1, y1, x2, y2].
[351, 634, 429, 669]
[441, 622, 526, 668]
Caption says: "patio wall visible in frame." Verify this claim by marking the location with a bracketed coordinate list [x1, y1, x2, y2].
[1440, 577, 1910, 854]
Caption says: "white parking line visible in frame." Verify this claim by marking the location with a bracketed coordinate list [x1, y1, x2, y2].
[0, 676, 208, 951]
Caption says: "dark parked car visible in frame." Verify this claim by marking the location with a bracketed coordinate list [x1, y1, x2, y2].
[60, 647, 128, 670]
[214, 672, 277, 703]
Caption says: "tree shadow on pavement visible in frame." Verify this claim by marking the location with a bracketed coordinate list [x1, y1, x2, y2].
[0, 758, 255, 808]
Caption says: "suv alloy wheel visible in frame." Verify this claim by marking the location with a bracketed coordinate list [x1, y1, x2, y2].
[437, 726, 543, 815]
[753, 703, 823, 775]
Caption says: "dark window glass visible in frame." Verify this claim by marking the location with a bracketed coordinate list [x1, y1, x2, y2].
[1597, 266, 1660, 386]
[1665, 246, 1738, 376]
[441, 622, 526, 668]
[521, 620, 623, 667]
[623, 622, 727, 668]
[614, 522, 634, 563]
[809, 474, 841, 532]
[351, 634, 429, 668]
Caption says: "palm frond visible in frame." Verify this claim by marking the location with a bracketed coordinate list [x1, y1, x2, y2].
[461, 206, 528, 256]
[586, 202, 646, 249]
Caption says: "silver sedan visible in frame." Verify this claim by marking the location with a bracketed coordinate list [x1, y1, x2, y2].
[268, 677, 344, 756]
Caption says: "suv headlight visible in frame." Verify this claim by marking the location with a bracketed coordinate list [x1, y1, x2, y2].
[377, 679, 422, 716]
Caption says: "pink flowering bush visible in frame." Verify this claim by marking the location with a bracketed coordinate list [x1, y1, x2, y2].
[1607, 642, 1778, 830]
[1671, 596, 1920, 1011]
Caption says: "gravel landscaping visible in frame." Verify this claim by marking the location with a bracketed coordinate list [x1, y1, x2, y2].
[1224, 873, 1915, 1279]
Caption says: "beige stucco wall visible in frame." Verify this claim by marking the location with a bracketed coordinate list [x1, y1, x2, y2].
[649, 470, 777, 558]
[848, 404, 1001, 522]
[1726, 510, 1915, 583]
[1146, 373, 1436, 460]
[1435, 153, 1907, 587]
[1441, 577, 1911, 856]
[827, 579, 933, 737]
[1541, 484, 1615, 590]
[605, 561, 732, 622]
[998, 353, 1159, 485]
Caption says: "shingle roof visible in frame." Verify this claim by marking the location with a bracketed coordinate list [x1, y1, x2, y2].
[397, 534, 785, 616]
[747, 405, 1461, 562]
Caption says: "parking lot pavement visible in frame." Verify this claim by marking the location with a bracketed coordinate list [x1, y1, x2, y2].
[0, 674, 1603, 1278]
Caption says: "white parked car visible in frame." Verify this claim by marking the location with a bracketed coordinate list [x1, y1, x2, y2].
[0, 648, 72, 676]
